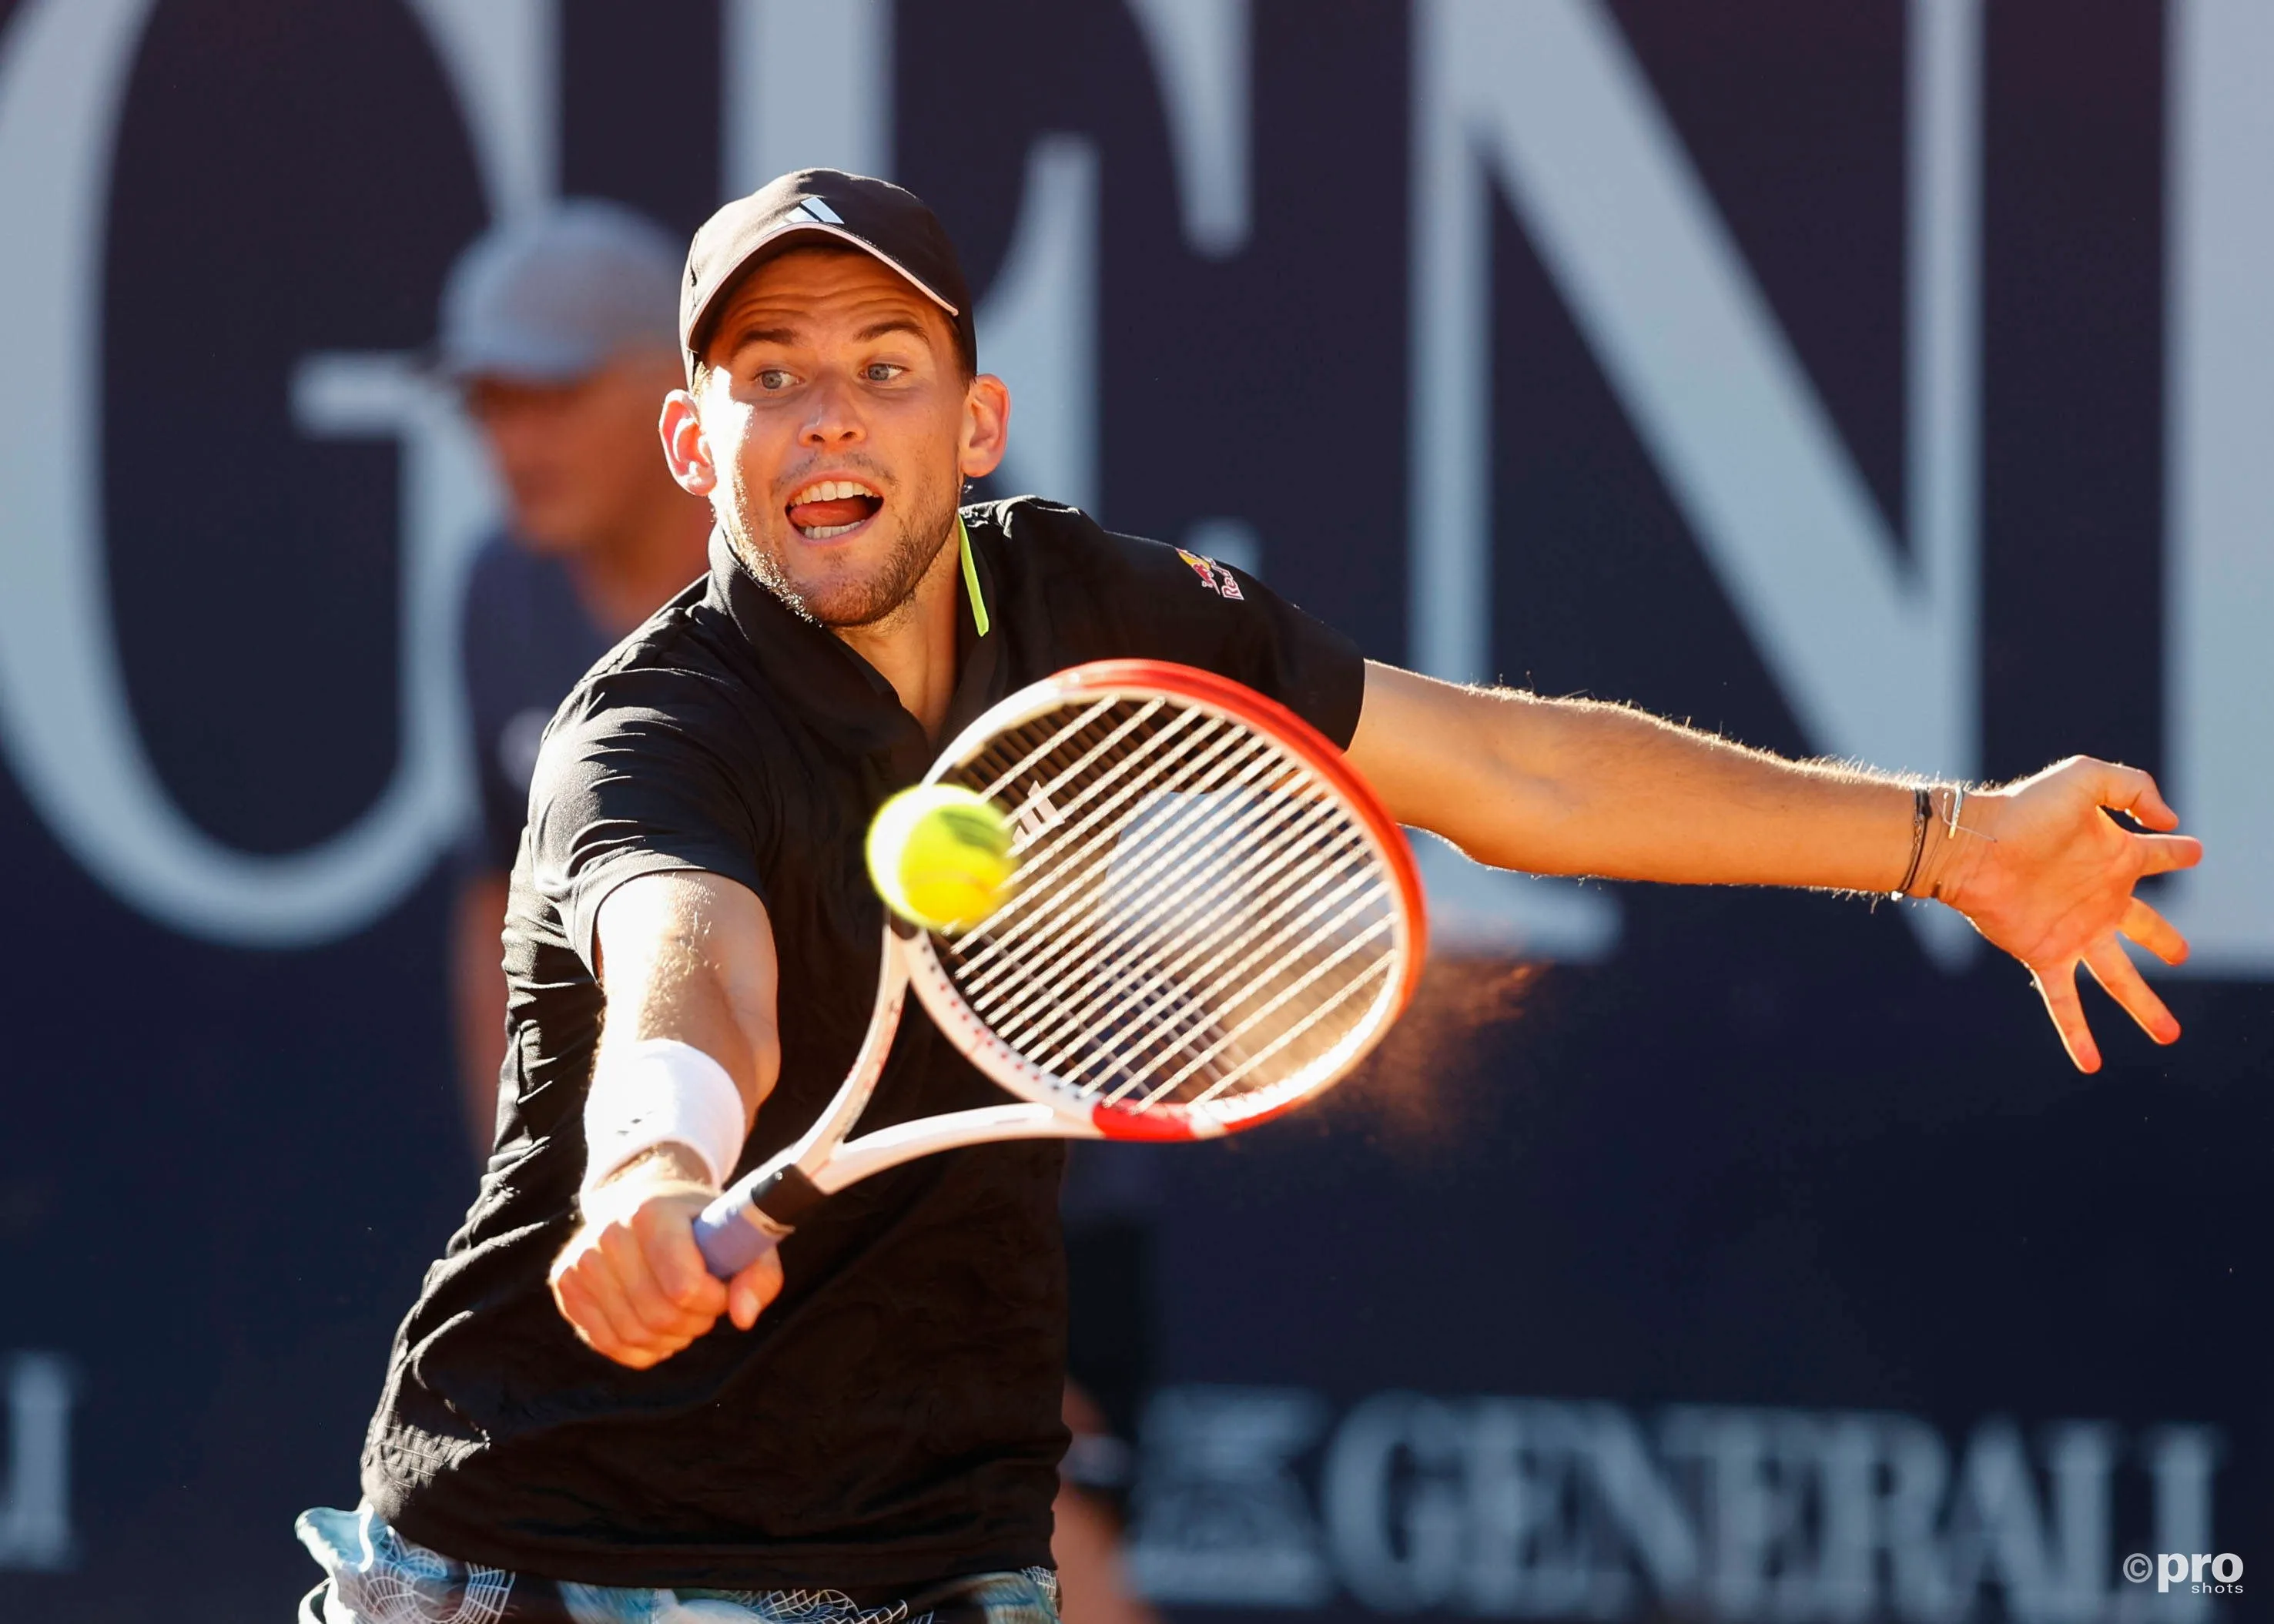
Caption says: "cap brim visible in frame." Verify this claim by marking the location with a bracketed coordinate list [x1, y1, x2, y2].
[688, 220, 961, 364]
[437, 329, 610, 385]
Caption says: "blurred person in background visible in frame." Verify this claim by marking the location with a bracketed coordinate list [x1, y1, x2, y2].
[441, 200, 712, 1152]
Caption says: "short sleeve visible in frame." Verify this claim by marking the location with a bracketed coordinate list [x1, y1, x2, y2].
[525, 665, 773, 976]
[1006, 501, 1368, 748]
[1189, 554, 1368, 748]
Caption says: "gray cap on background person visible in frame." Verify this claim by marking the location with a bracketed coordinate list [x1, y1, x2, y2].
[437, 199, 681, 383]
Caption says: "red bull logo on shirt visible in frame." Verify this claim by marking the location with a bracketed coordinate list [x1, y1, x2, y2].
[1175, 548, 1245, 601]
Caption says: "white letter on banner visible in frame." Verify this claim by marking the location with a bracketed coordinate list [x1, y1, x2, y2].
[0, 1354, 75, 1572]
[0, 0, 523, 945]
[722, 0, 893, 192]
[2141, 1427, 2222, 1623]
[1126, 0, 1252, 258]
[1940, 1420, 2055, 1621]
[1324, 1391, 1468, 1611]
[2164, 0, 2274, 976]
[979, 136, 1101, 517]
[2038, 1424, 2117, 1622]
[1411, 0, 1983, 963]
[1810, 1413, 1951, 1621]
[402, 0, 555, 219]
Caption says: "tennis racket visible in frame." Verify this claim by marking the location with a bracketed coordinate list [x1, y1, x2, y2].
[692, 658, 1427, 1277]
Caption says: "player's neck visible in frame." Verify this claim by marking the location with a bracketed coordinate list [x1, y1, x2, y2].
[831, 527, 964, 742]
[563, 494, 712, 638]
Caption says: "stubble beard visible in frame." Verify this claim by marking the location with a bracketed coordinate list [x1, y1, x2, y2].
[723, 460, 958, 631]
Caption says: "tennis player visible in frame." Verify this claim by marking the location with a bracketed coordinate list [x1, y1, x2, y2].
[298, 170, 2201, 1623]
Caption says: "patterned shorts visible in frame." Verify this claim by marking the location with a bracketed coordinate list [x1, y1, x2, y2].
[295, 1505, 1060, 1624]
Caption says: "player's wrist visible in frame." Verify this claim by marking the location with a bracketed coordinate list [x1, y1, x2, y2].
[581, 1036, 747, 1204]
[576, 1144, 718, 1229]
[602, 1142, 718, 1192]
[1909, 782, 1996, 906]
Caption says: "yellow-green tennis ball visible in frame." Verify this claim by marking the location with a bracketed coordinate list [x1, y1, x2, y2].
[866, 785, 1016, 931]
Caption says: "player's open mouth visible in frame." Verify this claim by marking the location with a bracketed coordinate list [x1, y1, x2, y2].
[785, 478, 884, 541]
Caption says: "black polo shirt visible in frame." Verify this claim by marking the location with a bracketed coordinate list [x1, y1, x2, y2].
[360, 497, 1366, 1590]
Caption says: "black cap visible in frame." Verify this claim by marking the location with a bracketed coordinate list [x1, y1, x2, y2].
[680, 168, 976, 381]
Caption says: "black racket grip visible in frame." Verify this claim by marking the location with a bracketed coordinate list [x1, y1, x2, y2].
[693, 1165, 826, 1277]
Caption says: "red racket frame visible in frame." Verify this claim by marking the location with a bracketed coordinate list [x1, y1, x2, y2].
[909, 658, 1428, 1141]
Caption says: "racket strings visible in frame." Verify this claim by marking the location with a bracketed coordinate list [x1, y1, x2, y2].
[966, 703, 1387, 1060]
[1038, 813, 1392, 1113]
[1010, 806, 1370, 1087]
[954, 715, 1270, 987]
[960, 736, 1311, 1025]
[960, 745, 1342, 1063]
[1087, 838, 1380, 1086]
[953, 729, 1304, 1021]
[1050, 826, 1384, 1107]
[1127, 894, 1398, 1108]
[935, 693, 1402, 1124]
[972, 696, 1184, 854]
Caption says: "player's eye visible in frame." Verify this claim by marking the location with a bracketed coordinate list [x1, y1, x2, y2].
[756, 367, 794, 390]
[862, 363, 906, 383]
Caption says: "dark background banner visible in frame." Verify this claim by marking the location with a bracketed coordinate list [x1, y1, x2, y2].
[0, 3, 2264, 1620]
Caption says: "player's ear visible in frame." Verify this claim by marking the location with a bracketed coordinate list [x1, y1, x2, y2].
[958, 373, 1010, 482]
[660, 388, 718, 497]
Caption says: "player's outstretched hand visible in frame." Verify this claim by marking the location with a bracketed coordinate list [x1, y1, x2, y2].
[550, 1157, 783, 1368]
[1929, 757, 2203, 1073]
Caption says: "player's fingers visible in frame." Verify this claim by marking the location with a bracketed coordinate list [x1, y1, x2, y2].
[593, 1222, 709, 1345]
[2087, 759, 2179, 829]
[728, 1249, 785, 1331]
[2132, 833, 2204, 877]
[2030, 961, 2100, 1073]
[2122, 897, 2190, 966]
[616, 1272, 715, 1345]
[556, 1261, 658, 1367]
[548, 1246, 625, 1348]
[2084, 940, 2182, 1046]
[547, 1261, 597, 1342]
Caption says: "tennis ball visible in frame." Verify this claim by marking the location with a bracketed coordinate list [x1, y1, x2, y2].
[866, 784, 1016, 931]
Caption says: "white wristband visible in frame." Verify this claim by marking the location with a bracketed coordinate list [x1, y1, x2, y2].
[581, 1037, 747, 1200]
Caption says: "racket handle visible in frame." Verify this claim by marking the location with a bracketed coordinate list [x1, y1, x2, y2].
[693, 1165, 826, 1279]
[692, 1199, 782, 1277]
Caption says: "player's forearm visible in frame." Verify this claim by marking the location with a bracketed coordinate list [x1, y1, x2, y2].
[1354, 665, 1933, 892]
[1468, 695, 1922, 889]
[592, 872, 782, 1122]
[594, 973, 776, 1124]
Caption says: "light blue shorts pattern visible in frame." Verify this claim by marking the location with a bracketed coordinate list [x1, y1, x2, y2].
[295, 1505, 1060, 1624]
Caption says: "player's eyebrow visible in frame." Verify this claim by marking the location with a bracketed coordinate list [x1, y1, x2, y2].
[853, 315, 933, 346]
[725, 321, 800, 354]
[722, 313, 932, 359]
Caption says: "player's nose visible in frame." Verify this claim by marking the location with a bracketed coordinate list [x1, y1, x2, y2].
[796, 372, 867, 446]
